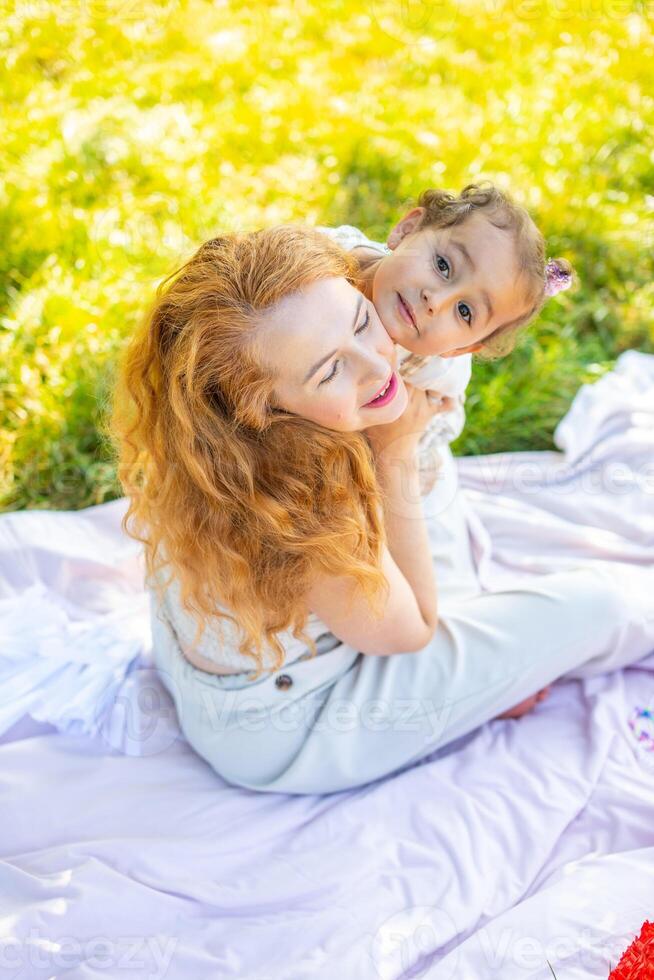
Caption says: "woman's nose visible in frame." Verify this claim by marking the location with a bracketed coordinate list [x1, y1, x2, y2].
[359, 349, 393, 384]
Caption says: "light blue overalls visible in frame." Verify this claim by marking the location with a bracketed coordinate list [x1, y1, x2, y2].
[152, 448, 654, 794]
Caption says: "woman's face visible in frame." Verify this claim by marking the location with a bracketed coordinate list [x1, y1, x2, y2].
[257, 277, 409, 432]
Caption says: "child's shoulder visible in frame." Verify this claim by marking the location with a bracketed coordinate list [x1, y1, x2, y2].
[316, 224, 390, 255]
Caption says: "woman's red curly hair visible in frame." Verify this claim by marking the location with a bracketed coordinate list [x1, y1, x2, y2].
[109, 226, 388, 679]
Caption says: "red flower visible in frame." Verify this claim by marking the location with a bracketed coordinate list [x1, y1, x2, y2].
[609, 921, 654, 979]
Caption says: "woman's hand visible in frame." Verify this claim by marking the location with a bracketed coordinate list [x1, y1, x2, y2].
[366, 385, 454, 460]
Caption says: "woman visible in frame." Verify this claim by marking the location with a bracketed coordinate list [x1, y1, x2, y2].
[110, 226, 654, 794]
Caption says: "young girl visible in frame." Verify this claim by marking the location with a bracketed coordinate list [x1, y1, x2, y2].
[111, 225, 654, 795]
[320, 182, 573, 495]
[320, 182, 572, 717]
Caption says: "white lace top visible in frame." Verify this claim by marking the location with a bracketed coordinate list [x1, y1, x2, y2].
[149, 563, 337, 675]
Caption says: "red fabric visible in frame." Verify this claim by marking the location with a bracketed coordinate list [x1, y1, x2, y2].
[609, 921, 654, 979]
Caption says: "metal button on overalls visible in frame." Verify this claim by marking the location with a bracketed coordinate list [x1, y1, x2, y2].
[275, 673, 293, 690]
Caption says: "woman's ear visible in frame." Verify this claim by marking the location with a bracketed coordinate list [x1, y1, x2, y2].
[386, 207, 426, 250]
[440, 342, 484, 358]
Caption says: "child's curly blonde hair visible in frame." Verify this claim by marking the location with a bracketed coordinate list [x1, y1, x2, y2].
[416, 182, 573, 357]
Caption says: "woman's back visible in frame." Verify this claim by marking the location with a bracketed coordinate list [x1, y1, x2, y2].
[150, 566, 337, 677]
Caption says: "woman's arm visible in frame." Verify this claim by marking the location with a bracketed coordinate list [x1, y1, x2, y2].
[304, 538, 435, 656]
[374, 441, 439, 635]
[305, 387, 444, 656]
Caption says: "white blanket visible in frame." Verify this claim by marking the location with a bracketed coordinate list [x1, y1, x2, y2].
[1, 351, 653, 979]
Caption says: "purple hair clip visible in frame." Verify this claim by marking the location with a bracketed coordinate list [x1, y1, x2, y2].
[544, 259, 573, 297]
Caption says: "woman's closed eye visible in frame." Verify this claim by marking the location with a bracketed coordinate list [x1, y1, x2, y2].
[319, 308, 371, 385]
[320, 360, 340, 385]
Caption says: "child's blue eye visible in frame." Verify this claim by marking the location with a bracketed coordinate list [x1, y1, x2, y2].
[435, 254, 451, 279]
[457, 301, 472, 325]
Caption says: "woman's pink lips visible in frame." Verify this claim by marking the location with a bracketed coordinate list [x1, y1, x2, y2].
[362, 371, 398, 408]
[397, 292, 417, 330]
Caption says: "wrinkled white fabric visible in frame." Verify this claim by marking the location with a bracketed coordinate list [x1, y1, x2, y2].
[1, 350, 653, 978]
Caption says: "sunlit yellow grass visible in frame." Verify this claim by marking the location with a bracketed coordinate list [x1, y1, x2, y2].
[1, 0, 652, 508]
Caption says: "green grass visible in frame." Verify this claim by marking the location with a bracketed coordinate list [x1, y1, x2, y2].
[1, 0, 653, 510]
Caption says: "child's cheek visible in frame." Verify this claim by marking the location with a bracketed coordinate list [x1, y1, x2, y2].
[383, 321, 404, 345]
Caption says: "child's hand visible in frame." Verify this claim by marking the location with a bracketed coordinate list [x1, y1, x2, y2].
[425, 389, 455, 414]
[418, 446, 444, 496]
[366, 386, 452, 460]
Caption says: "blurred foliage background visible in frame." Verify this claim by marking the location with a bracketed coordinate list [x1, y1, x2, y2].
[1, 0, 652, 510]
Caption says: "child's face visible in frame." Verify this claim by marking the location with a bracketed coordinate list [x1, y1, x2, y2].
[371, 209, 532, 358]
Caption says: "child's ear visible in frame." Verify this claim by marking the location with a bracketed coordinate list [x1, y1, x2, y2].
[386, 207, 425, 250]
[440, 342, 484, 358]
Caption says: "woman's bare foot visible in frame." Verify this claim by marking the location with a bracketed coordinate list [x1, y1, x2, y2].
[496, 686, 551, 720]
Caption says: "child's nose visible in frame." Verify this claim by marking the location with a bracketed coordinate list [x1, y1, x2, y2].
[420, 284, 448, 316]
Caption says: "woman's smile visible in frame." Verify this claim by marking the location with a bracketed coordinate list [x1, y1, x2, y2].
[362, 371, 399, 408]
